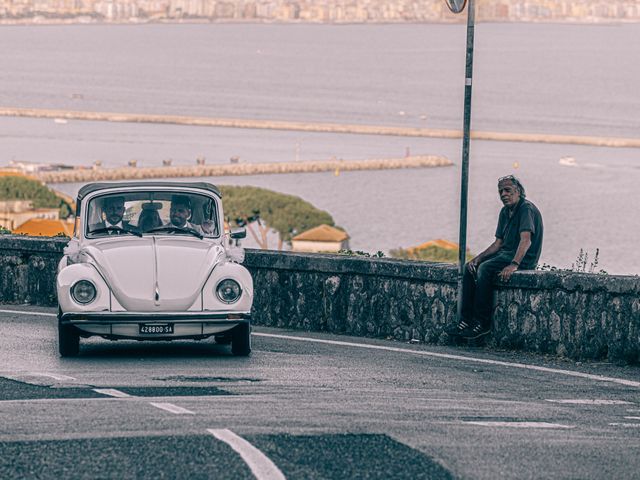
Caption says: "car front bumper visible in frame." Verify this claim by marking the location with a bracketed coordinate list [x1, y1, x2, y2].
[60, 311, 251, 340]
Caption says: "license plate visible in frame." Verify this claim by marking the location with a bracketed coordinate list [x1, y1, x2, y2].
[139, 323, 174, 334]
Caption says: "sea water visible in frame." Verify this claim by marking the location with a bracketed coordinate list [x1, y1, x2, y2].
[1, 23, 638, 274]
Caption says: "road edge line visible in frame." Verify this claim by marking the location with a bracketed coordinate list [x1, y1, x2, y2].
[254, 332, 640, 389]
[0, 309, 57, 317]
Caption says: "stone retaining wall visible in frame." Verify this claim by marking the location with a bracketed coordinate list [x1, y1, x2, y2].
[1, 235, 638, 363]
[244, 251, 639, 363]
[0, 236, 66, 306]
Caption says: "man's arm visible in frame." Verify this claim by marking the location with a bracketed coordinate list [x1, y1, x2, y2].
[467, 237, 503, 275]
[498, 231, 532, 282]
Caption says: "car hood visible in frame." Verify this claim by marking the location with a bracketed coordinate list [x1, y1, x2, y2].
[82, 237, 224, 311]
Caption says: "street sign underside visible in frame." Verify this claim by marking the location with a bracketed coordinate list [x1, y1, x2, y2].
[445, 0, 468, 14]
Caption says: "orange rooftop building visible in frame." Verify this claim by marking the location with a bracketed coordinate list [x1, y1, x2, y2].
[406, 239, 459, 254]
[13, 218, 75, 237]
[0, 201, 60, 231]
[291, 224, 350, 253]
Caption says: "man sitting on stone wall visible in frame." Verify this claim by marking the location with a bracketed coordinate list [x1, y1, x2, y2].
[446, 175, 544, 340]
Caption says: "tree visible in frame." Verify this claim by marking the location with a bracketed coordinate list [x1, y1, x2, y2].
[219, 185, 335, 250]
[0, 176, 73, 218]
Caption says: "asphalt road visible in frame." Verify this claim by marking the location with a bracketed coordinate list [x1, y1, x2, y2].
[1, 306, 639, 480]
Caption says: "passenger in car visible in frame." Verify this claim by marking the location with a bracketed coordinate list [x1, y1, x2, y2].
[168, 195, 202, 232]
[89, 196, 136, 233]
[137, 203, 163, 232]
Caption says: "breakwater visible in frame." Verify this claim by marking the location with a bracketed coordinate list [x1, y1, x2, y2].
[34, 155, 452, 183]
[2, 107, 640, 148]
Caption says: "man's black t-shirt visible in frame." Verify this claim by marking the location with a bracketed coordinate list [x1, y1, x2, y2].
[495, 198, 543, 269]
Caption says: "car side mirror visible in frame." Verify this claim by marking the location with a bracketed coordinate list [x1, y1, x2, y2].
[230, 228, 246, 239]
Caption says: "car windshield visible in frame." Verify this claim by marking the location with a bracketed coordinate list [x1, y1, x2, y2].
[85, 191, 219, 238]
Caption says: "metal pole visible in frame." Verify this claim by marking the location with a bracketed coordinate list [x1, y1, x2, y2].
[456, 0, 476, 318]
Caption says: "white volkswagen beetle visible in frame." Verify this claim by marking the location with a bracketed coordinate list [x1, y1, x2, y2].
[56, 182, 253, 357]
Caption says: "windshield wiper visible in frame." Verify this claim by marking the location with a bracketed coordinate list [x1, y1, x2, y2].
[145, 225, 203, 239]
[88, 226, 142, 237]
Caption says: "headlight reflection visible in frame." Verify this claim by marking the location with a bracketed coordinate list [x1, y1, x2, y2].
[71, 280, 97, 304]
[216, 279, 241, 304]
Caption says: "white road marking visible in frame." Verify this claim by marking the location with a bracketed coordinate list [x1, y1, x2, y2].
[0, 309, 57, 317]
[28, 372, 77, 381]
[93, 388, 132, 398]
[546, 399, 634, 405]
[624, 416, 640, 420]
[7, 309, 639, 391]
[462, 421, 574, 429]
[207, 428, 286, 480]
[255, 332, 640, 389]
[609, 423, 640, 428]
[149, 402, 195, 414]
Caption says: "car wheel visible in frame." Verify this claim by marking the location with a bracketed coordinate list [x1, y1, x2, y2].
[59, 323, 80, 357]
[231, 323, 251, 356]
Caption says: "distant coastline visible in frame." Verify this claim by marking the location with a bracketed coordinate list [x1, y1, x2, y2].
[3, 0, 638, 26]
[1, 18, 639, 26]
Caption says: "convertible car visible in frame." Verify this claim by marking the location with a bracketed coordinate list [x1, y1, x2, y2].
[56, 182, 253, 357]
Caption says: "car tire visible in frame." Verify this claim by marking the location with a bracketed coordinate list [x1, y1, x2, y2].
[59, 323, 80, 357]
[231, 323, 251, 356]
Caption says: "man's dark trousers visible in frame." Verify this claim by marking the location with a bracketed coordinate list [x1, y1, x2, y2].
[461, 252, 512, 329]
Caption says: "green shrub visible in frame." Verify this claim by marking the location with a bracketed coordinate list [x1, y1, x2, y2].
[0, 176, 73, 219]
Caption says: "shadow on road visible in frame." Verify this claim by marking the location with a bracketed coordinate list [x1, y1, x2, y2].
[69, 339, 244, 361]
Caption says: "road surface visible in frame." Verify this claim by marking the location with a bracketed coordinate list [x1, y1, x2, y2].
[1, 306, 639, 479]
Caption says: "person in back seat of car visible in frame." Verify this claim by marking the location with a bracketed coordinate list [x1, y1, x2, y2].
[137, 203, 163, 232]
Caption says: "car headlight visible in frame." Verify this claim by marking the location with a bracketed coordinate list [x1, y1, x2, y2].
[71, 280, 97, 304]
[216, 279, 242, 304]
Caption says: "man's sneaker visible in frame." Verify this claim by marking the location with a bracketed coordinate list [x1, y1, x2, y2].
[461, 324, 491, 340]
[445, 320, 472, 337]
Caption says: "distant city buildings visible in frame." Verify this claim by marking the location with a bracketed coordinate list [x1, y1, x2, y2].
[0, 0, 638, 23]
